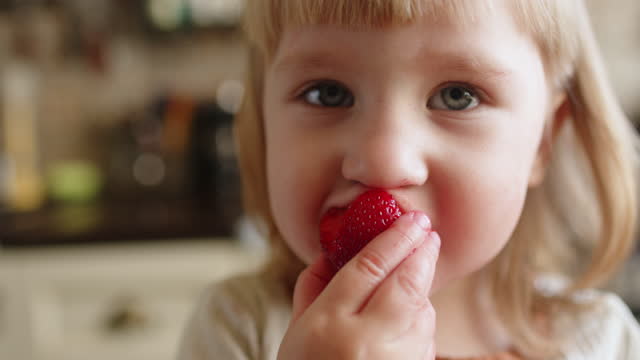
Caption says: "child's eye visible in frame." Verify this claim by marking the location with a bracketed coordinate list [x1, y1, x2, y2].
[427, 85, 480, 111]
[302, 81, 354, 107]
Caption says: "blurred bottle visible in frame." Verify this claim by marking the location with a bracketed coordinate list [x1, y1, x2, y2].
[1, 26, 45, 212]
[187, 80, 244, 222]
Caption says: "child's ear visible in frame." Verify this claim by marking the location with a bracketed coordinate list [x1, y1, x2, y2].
[528, 93, 571, 187]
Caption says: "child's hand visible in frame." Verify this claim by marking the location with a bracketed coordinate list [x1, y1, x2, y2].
[278, 212, 440, 360]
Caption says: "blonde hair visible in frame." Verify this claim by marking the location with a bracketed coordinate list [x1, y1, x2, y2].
[235, 1, 638, 357]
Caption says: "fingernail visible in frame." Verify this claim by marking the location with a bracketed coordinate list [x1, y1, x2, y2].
[410, 211, 431, 231]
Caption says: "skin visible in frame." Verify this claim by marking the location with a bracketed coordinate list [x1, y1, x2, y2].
[263, 1, 567, 358]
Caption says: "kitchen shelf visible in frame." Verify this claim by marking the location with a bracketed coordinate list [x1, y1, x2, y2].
[0, 199, 239, 247]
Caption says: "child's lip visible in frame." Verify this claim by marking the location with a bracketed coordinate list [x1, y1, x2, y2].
[322, 189, 414, 217]
[391, 192, 412, 213]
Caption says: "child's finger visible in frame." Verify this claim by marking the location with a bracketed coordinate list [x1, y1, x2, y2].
[291, 254, 334, 322]
[407, 304, 437, 359]
[320, 212, 431, 314]
[362, 231, 440, 330]
[425, 342, 436, 360]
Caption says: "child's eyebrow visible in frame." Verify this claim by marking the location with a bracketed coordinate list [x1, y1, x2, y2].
[431, 53, 515, 81]
[272, 50, 515, 82]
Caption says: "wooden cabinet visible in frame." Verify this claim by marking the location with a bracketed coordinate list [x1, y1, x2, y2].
[0, 241, 265, 360]
[0, 275, 13, 360]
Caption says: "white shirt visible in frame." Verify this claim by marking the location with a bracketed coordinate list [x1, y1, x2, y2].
[177, 271, 640, 360]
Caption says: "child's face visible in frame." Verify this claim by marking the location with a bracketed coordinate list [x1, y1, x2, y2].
[263, 4, 559, 292]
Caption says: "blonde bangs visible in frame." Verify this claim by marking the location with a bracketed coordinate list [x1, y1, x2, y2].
[244, 0, 580, 83]
[244, 0, 487, 59]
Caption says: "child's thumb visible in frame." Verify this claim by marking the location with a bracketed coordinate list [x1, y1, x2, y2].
[291, 254, 333, 322]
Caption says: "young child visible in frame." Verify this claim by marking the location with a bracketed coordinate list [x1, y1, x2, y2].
[178, 1, 640, 359]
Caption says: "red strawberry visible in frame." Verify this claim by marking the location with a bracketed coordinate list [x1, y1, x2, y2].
[319, 189, 403, 272]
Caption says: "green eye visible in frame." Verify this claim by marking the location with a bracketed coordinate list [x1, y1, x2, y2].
[428, 85, 479, 111]
[304, 82, 354, 107]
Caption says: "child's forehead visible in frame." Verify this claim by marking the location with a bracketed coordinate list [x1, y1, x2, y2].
[271, 19, 524, 84]
[270, 3, 530, 73]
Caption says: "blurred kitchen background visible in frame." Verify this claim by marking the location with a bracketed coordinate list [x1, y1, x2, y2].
[0, 1, 638, 360]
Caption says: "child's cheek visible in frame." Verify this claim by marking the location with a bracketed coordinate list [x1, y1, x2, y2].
[266, 151, 329, 266]
[430, 162, 529, 286]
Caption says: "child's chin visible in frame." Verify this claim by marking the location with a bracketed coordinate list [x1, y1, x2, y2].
[428, 280, 443, 297]
[300, 248, 323, 267]
[428, 270, 456, 298]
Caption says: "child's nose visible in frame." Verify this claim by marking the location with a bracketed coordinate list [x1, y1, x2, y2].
[341, 116, 429, 189]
